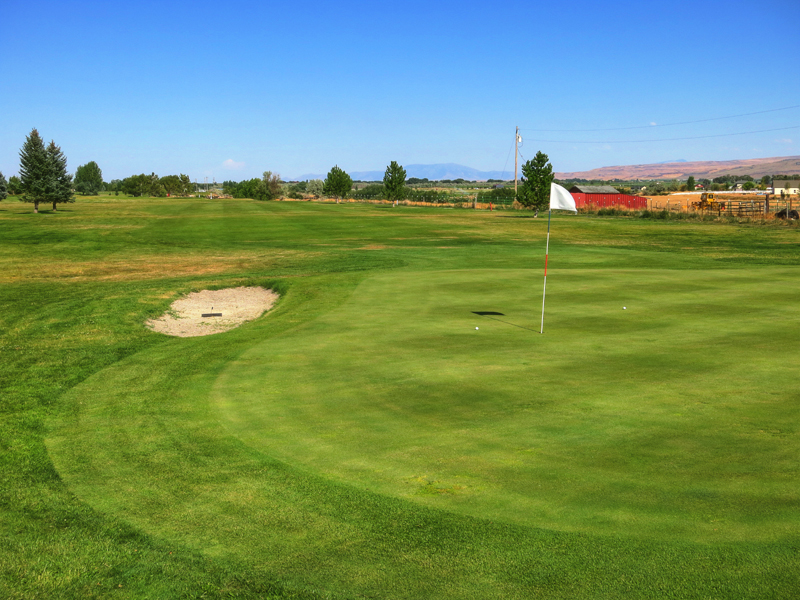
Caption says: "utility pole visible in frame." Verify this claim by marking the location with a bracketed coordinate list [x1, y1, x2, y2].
[514, 126, 520, 202]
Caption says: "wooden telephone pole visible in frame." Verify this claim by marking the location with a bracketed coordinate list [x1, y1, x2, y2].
[513, 126, 523, 203]
[514, 126, 519, 202]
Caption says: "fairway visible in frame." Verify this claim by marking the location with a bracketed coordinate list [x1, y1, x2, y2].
[3, 198, 799, 598]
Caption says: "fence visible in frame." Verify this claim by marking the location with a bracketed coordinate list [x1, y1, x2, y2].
[700, 198, 796, 218]
[645, 196, 797, 218]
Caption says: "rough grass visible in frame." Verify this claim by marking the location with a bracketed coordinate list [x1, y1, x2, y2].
[2, 198, 799, 598]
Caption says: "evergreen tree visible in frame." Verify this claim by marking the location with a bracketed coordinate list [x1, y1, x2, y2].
[323, 165, 352, 203]
[0, 172, 7, 201]
[8, 175, 22, 195]
[74, 161, 103, 195]
[18, 128, 51, 213]
[519, 151, 554, 216]
[45, 140, 74, 211]
[17, 129, 74, 212]
[383, 161, 407, 204]
[686, 176, 696, 191]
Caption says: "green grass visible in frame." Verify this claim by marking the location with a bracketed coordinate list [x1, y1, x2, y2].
[2, 197, 799, 598]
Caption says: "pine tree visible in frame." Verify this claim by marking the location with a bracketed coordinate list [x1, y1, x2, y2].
[519, 151, 554, 216]
[323, 166, 352, 203]
[0, 172, 7, 201]
[383, 161, 407, 204]
[45, 140, 74, 211]
[18, 128, 51, 213]
[8, 176, 22, 195]
[18, 129, 74, 212]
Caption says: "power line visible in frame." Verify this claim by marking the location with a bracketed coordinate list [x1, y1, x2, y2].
[500, 138, 515, 180]
[525, 124, 800, 144]
[521, 104, 800, 133]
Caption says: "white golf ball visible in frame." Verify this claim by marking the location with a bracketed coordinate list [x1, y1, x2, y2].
[623, 307, 627, 310]
[476, 327, 479, 330]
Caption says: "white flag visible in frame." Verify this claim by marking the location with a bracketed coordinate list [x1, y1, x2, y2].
[550, 183, 577, 212]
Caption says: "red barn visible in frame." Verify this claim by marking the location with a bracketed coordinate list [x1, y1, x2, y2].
[568, 185, 648, 209]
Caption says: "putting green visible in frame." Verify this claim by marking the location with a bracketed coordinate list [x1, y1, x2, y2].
[211, 267, 800, 542]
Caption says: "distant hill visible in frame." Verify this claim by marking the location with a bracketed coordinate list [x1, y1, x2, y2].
[292, 163, 511, 182]
[556, 156, 800, 181]
[291, 156, 800, 183]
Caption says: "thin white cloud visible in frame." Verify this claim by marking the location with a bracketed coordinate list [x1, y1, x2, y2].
[774, 138, 794, 144]
[222, 158, 245, 170]
[650, 122, 657, 126]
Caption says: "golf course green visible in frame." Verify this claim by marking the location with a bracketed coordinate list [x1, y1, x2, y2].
[3, 197, 799, 598]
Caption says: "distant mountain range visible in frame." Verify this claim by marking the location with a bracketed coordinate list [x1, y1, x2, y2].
[291, 156, 800, 183]
[555, 156, 800, 180]
[292, 163, 512, 182]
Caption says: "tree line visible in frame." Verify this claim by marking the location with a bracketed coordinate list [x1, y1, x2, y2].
[0, 129, 207, 212]
[1, 127, 557, 213]
[110, 173, 194, 197]
[221, 172, 283, 200]
[218, 156, 556, 212]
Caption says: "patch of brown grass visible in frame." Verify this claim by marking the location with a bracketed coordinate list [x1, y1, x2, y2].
[0, 250, 318, 284]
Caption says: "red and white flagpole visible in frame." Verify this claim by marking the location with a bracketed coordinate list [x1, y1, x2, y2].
[540, 182, 577, 334]
[540, 208, 552, 334]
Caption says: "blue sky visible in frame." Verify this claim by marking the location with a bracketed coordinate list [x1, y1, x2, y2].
[2, 0, 799, 181]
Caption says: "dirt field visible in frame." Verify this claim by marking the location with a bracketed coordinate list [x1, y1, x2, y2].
[644, 193, 777, 211]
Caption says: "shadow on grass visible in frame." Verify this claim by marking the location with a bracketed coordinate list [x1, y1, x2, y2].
[472, 311, 538, 332]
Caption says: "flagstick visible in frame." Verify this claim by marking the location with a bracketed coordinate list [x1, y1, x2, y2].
[540, 208, 552, 334]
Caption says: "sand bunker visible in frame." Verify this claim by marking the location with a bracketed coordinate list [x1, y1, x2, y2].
[147, 286, 278, 337]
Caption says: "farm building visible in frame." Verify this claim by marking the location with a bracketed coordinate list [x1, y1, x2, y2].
[773, 180, 800, 195]
[568, 185, 648, 209]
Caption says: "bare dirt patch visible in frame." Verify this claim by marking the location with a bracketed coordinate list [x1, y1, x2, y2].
[146, 287, 278, 337]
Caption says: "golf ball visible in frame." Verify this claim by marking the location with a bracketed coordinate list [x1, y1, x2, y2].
[476, 327, 479, 330]
[623, 307, 627, 310]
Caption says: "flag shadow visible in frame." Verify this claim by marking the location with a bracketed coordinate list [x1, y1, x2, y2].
[472, 312, 538, 332]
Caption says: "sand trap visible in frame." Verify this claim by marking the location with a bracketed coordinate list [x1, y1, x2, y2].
[146, 286, 278, 337]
